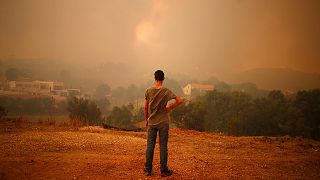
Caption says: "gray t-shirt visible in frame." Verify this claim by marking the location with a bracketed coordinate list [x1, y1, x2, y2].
[145, 86, 177, 126]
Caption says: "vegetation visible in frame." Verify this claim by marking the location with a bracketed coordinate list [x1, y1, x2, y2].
[94, 98, 111, 115]
[67, 97, 102, 125]
[203, 77, 269, 97]
[105, 103, 143, 130]
[5, 68, 24, 81]
[107, 105, 134, 129]
[111, 84, 146, 104]
[1, 58, 319, 139]
[172, 89, 320, 140]
[0, 105, 7, 119]
[0, 96, 66, 115]
[132, 106, 144, 124]
[95, 83, 111, 99]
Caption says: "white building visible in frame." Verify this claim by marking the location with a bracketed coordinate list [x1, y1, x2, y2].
[8, 80, 66, 96]
[183, 84, 214, 98]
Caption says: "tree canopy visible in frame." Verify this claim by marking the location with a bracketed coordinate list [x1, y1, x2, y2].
[67, 97, 101, 125]
[95, 83, 111, 99]
[172, 89, 320, 140]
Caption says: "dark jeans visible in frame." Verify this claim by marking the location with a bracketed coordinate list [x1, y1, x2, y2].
[145, 123, 169, 172]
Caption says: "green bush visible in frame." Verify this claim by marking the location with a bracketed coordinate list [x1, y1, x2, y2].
[107, 104, 135, 129]
[67, 97, 102, 125]
[0, 105, 7, 119]
[0, 96, 66, 115]
[171, 89, 320, 140]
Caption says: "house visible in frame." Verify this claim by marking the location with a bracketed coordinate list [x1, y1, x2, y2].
[183, 83, 214, 99]
[67, 88, 81, 97]
[8, 81, 16, 89]
[8, 80, 66, 96]
[53, 82, 64, 90]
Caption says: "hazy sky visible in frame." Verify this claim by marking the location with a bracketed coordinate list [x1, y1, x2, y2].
[1, 0, 319, 80]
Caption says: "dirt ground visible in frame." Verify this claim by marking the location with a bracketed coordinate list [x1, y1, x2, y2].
[0, 119, 320, 179]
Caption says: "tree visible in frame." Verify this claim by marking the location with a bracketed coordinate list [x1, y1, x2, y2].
[215, 81, 232, 92]
[111, 86, 126, 99]
[204, 90, 231, 132]
[126, 84, 139, 102]
[107, 105, 134, 129]
[86, 101, 102, 125]
[56, 100, 68, 114]
[268, 90, 285, 102]
[5, 68, 23, 81]
[95, 83, 111, 99]
[95, 98, 111, 115]
[170, 88, 320, 140]
[172, 100, 206, 131]
[294, 89, 320, 139]
[0, 105, 7, 120]
[0, 60, 3, 80]
[0, 96, 66, 115]
[132, 107, 144, 123]
[67, 97, 102, 125]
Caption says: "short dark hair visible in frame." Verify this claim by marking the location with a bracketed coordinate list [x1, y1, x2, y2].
[154, 70, 165, 81]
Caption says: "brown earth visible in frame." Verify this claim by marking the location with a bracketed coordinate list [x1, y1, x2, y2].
[0, 119, 320, 179]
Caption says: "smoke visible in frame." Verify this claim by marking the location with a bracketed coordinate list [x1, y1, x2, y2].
[133, 0, 171, 72]
[135, 0, 168, 46]
[0, 0, 319, 81]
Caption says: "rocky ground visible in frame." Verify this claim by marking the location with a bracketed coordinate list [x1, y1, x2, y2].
[0, 119, 320, 179]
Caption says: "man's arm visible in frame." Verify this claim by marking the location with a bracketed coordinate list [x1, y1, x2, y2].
[165, 96, 182, 113]
[144, 100, 149, 127]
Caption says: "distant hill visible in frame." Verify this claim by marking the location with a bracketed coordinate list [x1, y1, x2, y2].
[231, 68, 320, 90]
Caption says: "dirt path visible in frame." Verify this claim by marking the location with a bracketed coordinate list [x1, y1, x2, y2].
[0, 122, 320, 179]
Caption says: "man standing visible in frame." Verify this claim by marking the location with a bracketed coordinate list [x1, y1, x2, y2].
[143, 70, 182, 177]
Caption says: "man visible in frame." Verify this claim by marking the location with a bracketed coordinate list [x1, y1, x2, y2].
[143, 70, 182, 177]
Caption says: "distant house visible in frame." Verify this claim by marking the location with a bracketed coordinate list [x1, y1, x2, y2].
[183, 84, 214, 99]
[51, 82, 67, 96]
[53, 82, 64, 90]
[8, 81, 16, 89]
[8, 80, 66, 96]
[9, 81, 43, 94]
[67, 89, 81, 97]
[5, 80, 82, 99]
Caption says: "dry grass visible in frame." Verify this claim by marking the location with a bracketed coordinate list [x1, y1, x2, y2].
[79, 126, 106, 133]
[0, 119, 319, 179]
[8, 115, 69, 124]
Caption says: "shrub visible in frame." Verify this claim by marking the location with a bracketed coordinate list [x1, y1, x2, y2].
[0, 105, 7, 119]
[67, 97, 102, 125]
[107, 105, 135, 129]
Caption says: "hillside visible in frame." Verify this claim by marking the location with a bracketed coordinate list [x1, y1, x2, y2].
[0, 120, 320, 179]
[231, 68, 320, 90]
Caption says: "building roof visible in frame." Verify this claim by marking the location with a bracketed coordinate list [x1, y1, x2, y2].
[191, 84, 214, 90]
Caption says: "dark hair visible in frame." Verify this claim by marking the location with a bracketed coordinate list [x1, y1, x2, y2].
[154, 70, 165, 81]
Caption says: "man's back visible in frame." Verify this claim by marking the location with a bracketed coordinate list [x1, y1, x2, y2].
[145, 86, 176, 126]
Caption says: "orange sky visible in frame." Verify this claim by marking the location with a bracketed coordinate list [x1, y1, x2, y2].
[0, 0, 319, 79]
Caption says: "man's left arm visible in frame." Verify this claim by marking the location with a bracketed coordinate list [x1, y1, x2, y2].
[165, 96, 182, 113]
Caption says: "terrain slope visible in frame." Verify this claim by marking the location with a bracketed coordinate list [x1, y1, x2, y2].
[0, 120, 319, 179]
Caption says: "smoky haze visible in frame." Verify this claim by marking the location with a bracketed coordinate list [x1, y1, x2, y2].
[0, 0, 320, 86]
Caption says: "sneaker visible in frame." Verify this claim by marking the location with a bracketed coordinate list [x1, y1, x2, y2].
[144, 168, 152, 176]
[161, 169, 173, 177]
